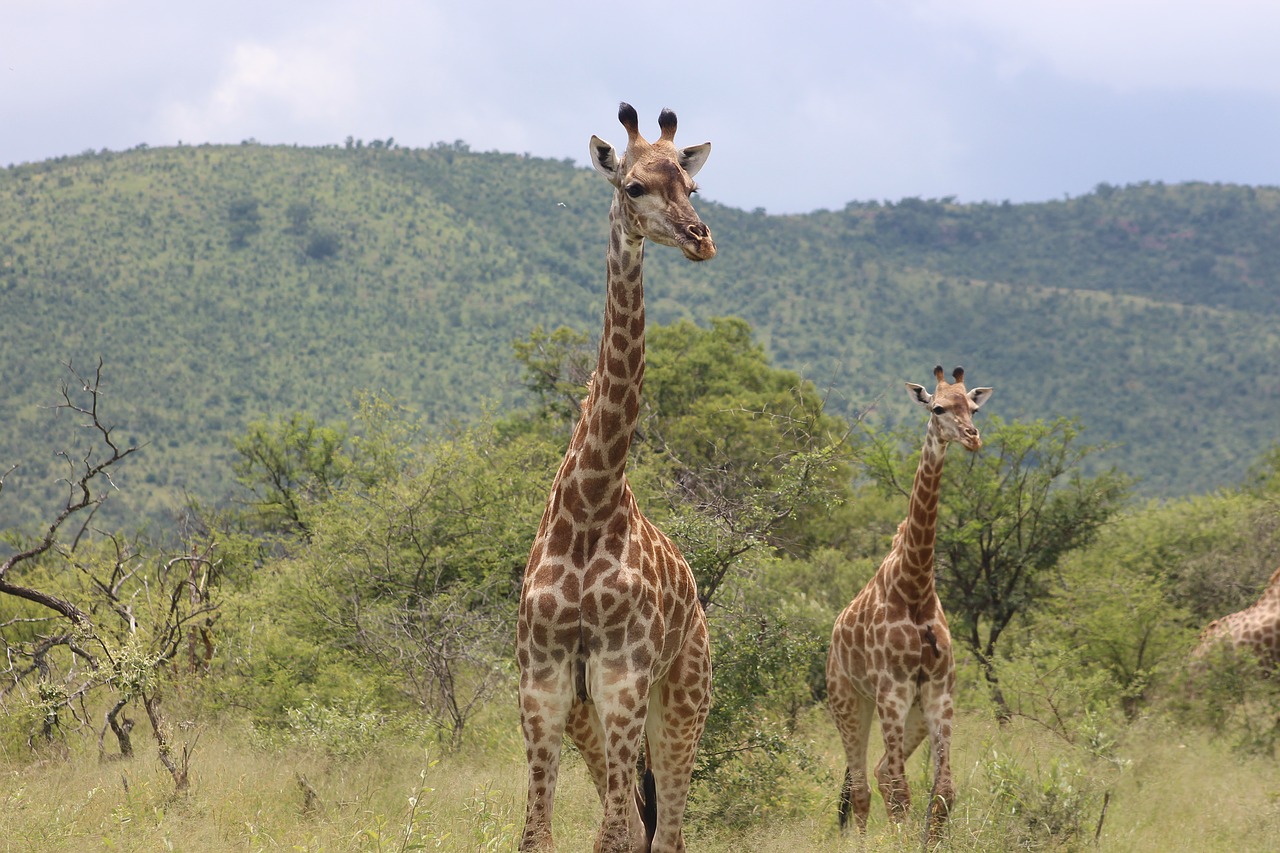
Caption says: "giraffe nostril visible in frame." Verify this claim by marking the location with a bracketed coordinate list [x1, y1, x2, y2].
[686, 222, 707, 239]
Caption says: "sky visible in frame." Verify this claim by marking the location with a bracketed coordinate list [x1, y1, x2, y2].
[4, 0, 1279, 214]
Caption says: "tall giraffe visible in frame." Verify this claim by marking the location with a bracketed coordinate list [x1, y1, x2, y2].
[826, 366, 992, 837]
[516, 103, 715, 853]
[1193, 566, 1280, 669]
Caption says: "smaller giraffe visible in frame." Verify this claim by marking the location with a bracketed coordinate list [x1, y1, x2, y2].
[1193, 566, 1280, 669]
[827, 365, 992, 838]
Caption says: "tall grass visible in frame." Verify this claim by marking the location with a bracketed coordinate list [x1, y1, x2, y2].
[2, 700, 1277, 852]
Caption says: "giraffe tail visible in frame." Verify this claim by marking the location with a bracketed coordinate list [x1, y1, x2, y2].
[637, 735, 657, 844]
[641, 764, 657, 844]
[837, 767, 854, 831]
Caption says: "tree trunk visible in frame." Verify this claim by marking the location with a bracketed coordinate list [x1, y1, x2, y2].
[102, 696, 134, 759]
[972, 640, 1012, 723]
[142, 692, 189, 793]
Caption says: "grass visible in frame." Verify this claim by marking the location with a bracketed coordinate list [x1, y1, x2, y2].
[2, 701, 1278, 852]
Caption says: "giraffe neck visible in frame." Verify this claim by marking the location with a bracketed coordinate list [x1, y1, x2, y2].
[891, 422, 948, 602]
[1254, 571, 1280, 610]
[558, 194, 646, 518]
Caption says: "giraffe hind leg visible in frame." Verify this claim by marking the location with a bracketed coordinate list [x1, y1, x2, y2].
[827, 678, 874, 832]
[899, 701, 928, 762]
[590, 676, 651, 853]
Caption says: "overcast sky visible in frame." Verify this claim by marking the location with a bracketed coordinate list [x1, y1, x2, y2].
[5, 1, 1279, 214]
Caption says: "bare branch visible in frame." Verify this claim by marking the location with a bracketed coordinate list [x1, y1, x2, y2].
[0, 359, 139, 631]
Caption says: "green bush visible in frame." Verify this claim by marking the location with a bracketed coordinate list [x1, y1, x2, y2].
[980, 750, 1101, 851]
[1173, 644, 1280, 758]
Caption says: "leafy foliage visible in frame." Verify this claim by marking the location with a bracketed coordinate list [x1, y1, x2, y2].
[1174, 643, 1280, 758]
[231, 412, 353, 537]
[3, 145, 1280, 534]
[859, 414, 1132, 713]
[4, 140, 1280, 844]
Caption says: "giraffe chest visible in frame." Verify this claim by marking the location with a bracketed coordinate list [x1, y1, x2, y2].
[520, 510, 698, 675]
[833, 585, 953, 691]
[579, 518, 698, 665]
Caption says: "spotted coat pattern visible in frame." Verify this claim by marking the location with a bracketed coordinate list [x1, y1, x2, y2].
[517, 103, 715, 853]
[1194, 566, 1280, 669]
[826, 366, 992, 838]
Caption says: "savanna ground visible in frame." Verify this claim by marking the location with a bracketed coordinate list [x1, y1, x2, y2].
[4, 688, 1278, 853]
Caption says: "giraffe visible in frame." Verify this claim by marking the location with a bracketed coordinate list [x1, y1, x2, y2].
[826, 365, 992, 838]
[516, 102, 715, 853]
[1193, 566, 1280, 669]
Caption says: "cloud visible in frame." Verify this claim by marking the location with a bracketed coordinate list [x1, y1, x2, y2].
[4, 1, 1279, 211]
[155, 40, 357, 144]
[911, 0, 1280, 94]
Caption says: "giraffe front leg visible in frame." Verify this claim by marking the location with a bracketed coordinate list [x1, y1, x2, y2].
[592, 674, 650, 853]
[826, 676, 875, 832]
[874, 692, 913, 824]
[920, 684, 956, 836]
[518, 665, 574, 851]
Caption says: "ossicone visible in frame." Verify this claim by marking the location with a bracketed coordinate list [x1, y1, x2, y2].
[618, 102, 640, 140]
[658, 108, 678, 141]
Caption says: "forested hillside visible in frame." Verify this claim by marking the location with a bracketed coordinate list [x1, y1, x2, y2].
[2, 142, 1278, 530]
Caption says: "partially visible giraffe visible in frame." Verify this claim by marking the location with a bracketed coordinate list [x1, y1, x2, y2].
[1193, 566, 1280, 669]
[826, 366, 993, 837]
[516, 103, 715, 853]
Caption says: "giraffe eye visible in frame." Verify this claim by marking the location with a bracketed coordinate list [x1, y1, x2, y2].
[624, 183, 645, 198]
[932, 405, 946, 416]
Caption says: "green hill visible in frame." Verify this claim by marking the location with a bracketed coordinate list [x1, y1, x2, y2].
[2, 142, 1278, 531]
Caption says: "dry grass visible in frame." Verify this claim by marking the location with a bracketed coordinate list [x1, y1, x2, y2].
[2, 705, 1278, 852]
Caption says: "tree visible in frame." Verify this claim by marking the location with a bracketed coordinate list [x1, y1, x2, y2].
[230, 412, 354, 538]
[510, 324, 594, 427]
[0, 362, 135, 622]
[861, 415, 1132, 717]
[0, 361, 216, 792]
[1024, 538, 1194, 719]
[240, 418, 557, 744]
[511, 317, 856, 604]
[1246, 443, 1280, 498]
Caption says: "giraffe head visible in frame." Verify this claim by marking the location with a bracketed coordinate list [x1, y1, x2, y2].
[906, 365, 993, 452]
[589, 102, 716, 262]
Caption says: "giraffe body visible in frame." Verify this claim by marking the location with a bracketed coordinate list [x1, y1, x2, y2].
[826, 366, 992, 838]
[517, 103, 714, 853]
[1194, 566, 1280, 668]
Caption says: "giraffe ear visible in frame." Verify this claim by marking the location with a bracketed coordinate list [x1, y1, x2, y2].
[906, 382, 932, 408]
[590, 135, 620, 182]
[679, 142, 711, 177]
[968, 387, 994, 409]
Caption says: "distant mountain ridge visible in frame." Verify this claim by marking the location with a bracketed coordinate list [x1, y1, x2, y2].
[2, 142, 1277, 531]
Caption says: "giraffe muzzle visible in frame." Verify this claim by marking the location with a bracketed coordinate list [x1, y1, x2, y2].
[679, 222, 716, 261]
